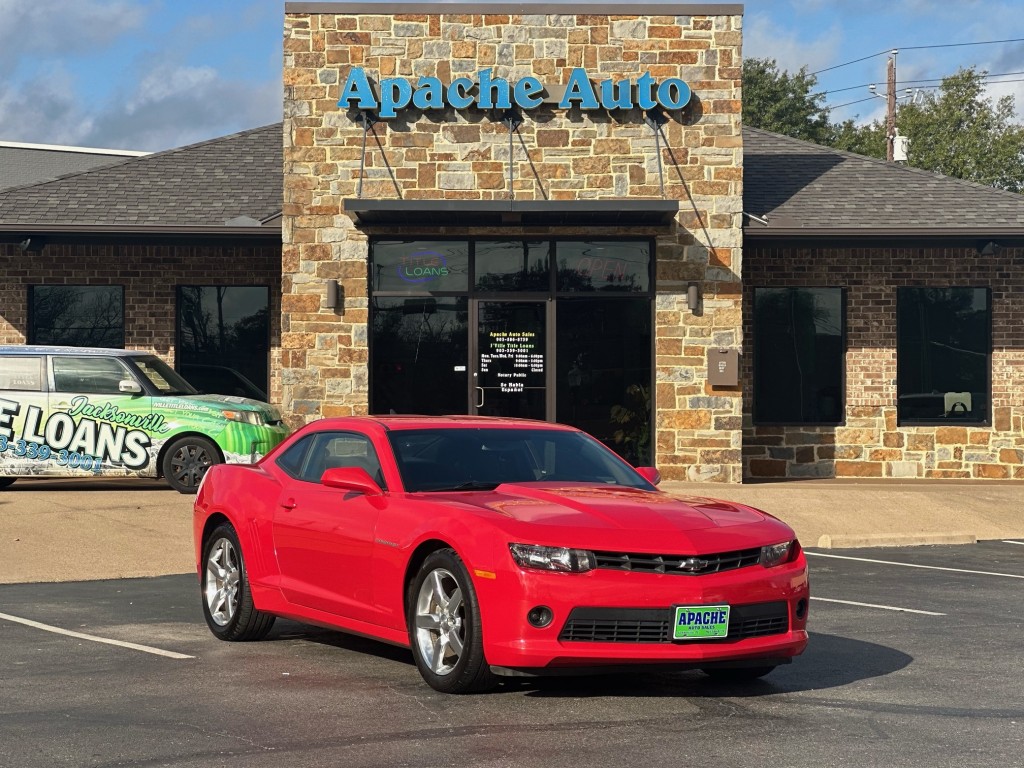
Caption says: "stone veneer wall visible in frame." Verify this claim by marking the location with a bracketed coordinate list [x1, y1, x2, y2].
[282, 7, 745, 482]
[0, 241, 283, 402]
[742, 244, 1024, 480]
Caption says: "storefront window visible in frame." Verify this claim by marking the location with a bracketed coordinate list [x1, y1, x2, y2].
[371, 240, 469, 293]
[556, 298, 652, 464]
[29, 285, 125, 348]
[371, 296, 469, 415]
[897, 287, 990, 424]
[475, 241, 550, 292]
[556, 241, 650, 293]
[176, 286, 270, 400]
[753, 288, 844, 424]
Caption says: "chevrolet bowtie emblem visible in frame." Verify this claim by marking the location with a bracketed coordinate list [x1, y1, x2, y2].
[678, 557, 709, 572]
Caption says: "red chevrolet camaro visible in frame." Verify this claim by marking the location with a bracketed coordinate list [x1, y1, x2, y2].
[193, 416, 809, 693]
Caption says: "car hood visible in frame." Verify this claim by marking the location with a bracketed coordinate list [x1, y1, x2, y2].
[187, 394, 282, 421]
[415, 483, 792, 551]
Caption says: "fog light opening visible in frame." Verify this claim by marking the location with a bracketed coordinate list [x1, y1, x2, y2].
[795, 599, 808, 619]
[527, 606, 553, 628]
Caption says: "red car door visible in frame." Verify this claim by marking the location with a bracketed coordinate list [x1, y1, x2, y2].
[270, 431, 387, 625]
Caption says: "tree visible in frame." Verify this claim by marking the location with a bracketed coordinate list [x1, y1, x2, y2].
[895, 68, 1024, 193]
[742, 57, 831, 143]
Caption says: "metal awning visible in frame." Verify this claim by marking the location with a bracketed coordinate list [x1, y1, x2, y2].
[343, 199, 679, 227]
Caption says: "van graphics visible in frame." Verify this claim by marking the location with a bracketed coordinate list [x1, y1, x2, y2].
[0, 393, 288, 480]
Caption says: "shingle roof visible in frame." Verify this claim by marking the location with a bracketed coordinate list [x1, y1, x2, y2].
[0, 124, 282, 233]
[2, 121, 1021, 238]
[743, 126, 1024, 237]
[0, 144, 145, 192]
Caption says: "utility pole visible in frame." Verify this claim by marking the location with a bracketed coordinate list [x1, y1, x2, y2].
[886, 51, 897, 162]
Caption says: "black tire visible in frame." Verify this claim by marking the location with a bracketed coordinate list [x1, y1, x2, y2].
[701, 665, 777, 682]
[201, 523, 275, 641]
[162, 435, 220, 494]
[0, 477, 15, 490]
[407, 549, 498, 694]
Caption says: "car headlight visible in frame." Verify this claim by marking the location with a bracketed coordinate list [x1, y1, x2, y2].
[222, 409, 265, 426]
[509, 543, 596, 573]
[761, 541, 795, 568]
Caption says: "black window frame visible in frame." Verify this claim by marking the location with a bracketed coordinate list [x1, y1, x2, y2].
[752, 286, 847, 427]
[896, 286, 992, 427]
[27, 284, 126, 349]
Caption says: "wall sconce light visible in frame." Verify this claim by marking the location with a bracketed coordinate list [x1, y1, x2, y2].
[325, 279, 339, 309]
[977, 241, 998, 257]
[18, 237, 45, 253]
[686, 282, 702, 313]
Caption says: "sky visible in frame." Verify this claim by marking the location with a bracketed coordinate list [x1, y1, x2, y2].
[1, 0, 1023, 152]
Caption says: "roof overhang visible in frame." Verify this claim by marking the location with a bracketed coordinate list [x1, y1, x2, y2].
[344, 199, 679, 227]
[744, 226, 1024, 246]
[0, 223, 282, 238]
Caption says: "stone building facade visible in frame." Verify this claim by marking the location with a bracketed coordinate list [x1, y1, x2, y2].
[282, 3, 746, 481]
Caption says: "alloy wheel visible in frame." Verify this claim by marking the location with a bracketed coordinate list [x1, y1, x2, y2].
[205, 537, 240, 626]
[414, 568, 465, 676]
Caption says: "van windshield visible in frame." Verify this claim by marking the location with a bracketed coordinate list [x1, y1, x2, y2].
[134, 356, 198, 396]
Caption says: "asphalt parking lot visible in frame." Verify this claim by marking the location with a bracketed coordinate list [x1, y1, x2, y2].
[1, 541, 1022, 768]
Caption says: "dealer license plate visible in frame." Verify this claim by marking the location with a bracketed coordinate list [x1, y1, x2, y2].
[672, 604, 730, 640]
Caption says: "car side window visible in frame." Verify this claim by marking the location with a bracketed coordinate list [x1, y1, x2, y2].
[51, 356, 135, 395]
[276, 435, 314, 479]
[0, 356, 44, 391]
[298, 432, 386, 489]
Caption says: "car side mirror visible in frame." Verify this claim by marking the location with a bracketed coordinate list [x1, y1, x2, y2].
[118, 379, 143, 395]
[321, 466, 384, 496]
[635, 466, 661, 485]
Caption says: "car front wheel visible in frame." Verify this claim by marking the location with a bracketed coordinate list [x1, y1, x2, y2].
[163, 435, 220, 494]
[201, 523, 275, 641]
[407, 549, 497, 694]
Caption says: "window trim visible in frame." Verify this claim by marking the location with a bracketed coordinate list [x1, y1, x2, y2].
[895, 286, 992, 427]
[752, 286, 847, 427]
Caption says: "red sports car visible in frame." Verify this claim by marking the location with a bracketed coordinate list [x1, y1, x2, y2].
[193, 416, 809, 693]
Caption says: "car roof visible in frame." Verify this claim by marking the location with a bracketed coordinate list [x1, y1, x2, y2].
[0, 345, 151, 357]
[308, 415, 576, 432]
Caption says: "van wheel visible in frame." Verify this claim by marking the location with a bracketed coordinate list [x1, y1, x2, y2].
[0, 478, 15, 490]
[162, 436, 220, 494]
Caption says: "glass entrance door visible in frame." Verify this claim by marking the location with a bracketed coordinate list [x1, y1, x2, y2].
[472, 300, 551, 420]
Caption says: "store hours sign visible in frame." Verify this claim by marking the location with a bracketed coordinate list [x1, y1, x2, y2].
[339, 67, 692, 119]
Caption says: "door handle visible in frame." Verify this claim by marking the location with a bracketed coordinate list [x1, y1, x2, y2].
[280, 498, 297, 510]
[475, 387, 484, 408]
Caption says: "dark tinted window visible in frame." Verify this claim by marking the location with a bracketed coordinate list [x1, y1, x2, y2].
[276, 435, 313, 478]
[52, 356, 134, 395]
[177, 287, 270, 400]
[475, 241, 550, 292]
[29, 286, 124, 347]
[371, 240, 469, 292]
[371, 296, 468, 415]
[388, 428, 653, 492]
[897, 287, 990, 424]
[296, 432, 385, 487]
[754, 288, 844, 424]
[556, 241, 650, 293]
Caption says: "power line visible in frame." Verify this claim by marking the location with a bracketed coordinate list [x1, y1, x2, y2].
[810, 37, 1024, 77]
[824, 77, 1024, 112]
[816, 69, 1024, 97]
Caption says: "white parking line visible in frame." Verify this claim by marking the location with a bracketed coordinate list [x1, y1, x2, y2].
[806, 552, 1024, 579]
[1003, 540, 1024, 546]
[810, 597, 945, 616]
[0, 612, 194, 659]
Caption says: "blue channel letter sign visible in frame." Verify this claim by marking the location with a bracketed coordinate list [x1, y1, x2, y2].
[338, 67, 692, 119]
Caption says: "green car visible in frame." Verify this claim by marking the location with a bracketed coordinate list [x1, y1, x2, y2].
[0, 346, 290, 493]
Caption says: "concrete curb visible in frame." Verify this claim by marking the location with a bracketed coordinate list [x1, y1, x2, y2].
[816, 532, 978, 549]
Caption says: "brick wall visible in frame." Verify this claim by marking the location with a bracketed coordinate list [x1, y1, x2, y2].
[283, 7, 745, 482]
[743, 244, 1024, 480]
[0, 241, 284, 403]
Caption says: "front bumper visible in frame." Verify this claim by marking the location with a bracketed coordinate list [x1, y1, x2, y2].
[475, 557, 809, 671]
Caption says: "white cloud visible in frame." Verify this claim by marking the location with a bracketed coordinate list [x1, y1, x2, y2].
[744, 11, 843, 75]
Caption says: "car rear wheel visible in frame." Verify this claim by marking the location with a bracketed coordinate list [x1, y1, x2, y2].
[201, 523, 275, 641]
[407, 549, 498, 694]
[163, 435, 220, 494]
[0, 477, 15, 489]
[701, 665, 777, 682]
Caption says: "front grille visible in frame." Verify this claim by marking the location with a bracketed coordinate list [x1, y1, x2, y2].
[592, 547, 762, 575]
[559, 602, 789, 644]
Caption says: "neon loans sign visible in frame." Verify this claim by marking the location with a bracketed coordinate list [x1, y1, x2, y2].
[339, 67, 692, 119]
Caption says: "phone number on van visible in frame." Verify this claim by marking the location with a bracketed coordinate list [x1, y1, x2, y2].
[0, 436, 101, 471]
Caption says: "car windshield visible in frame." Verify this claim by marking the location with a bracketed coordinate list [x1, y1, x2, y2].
[133, 356, 199, 396]
[388, 427, 655, 493]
